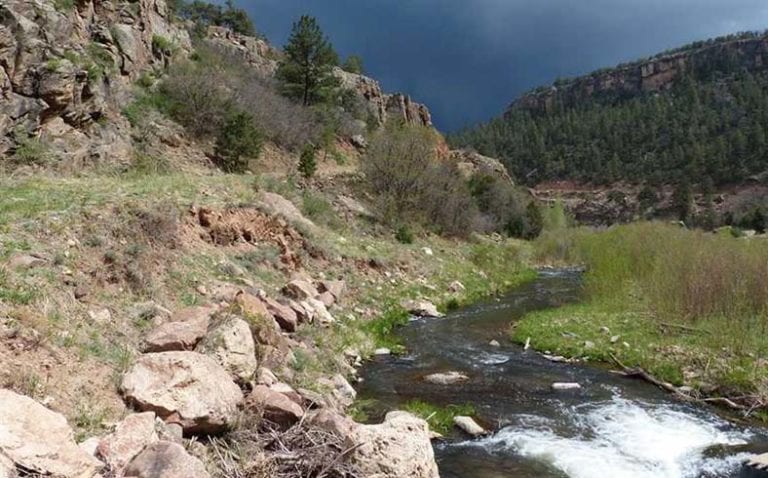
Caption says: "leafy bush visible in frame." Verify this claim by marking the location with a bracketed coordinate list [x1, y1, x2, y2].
[362, 124, 479, 237]
[213, 111, 264, 173]
[151, 35, 177, 56]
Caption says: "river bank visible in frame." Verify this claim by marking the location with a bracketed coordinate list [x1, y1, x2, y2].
[514, 222, 768, 420]
[357, 270, 768, 478]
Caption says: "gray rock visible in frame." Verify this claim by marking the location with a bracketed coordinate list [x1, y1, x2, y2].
[453, 416, 487, 437]
[197, 315, 258, 382]
[424, 371, 469, 385]
[124, 441, 209, 478]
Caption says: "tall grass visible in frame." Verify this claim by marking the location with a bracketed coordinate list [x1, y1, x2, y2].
[536, 222, 768, 348]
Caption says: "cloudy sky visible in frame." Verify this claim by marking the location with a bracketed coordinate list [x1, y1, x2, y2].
[236, 0, 768, 131]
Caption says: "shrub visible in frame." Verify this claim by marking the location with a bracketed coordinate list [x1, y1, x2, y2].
[214, 111, 264, 173]
[298, 144, 317, 179]
[151, 35, 177, 56]
[395, 225, 414, 244]
[12, 132, 51, 165]
[342, 55, 364, 74]
[362, 124, 480, 237]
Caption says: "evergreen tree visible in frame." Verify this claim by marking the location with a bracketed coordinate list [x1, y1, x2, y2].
[298, 144, 317, 178]
[342, 55, 364, 74]
[214, 111, 263, 173]
[524, 202, 544, 239]
[277, 16, 340, 106]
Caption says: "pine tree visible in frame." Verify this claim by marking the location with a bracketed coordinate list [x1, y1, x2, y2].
[277, 16, 339, 106]
[298, 144, 317, 179]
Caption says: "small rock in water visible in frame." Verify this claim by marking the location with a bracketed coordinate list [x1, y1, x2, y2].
[551, 382, 581, 391]
[424, 371, 469, 385]
[453, 416, 487, 437]
[374, 348, 391, 356]
[489, 339, 501, 347]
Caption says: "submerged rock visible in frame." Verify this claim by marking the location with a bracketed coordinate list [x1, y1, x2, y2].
[424, 371, 469, 385]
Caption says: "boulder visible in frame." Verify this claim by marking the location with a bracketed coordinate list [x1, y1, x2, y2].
[317, 291, 336, 308]
[348, 411, 439, 478]
[263, 297, 298, 332]
[260, 192, 317, 232]
[318, 280, 346, 301]
[256, 367, 278, 386]
[7, 253, 46, 269]
[143, 306, 214, 352]
[269, 382, 303, 405]
[318, 374, 357, 408]
[423, 371, 469, 385]
[0, 389, 103, 477]
[287, 299, 312, 323]
[453, 416, 487, 437]
[235, 292, 270, 319]
[448, 281, 466, 293]
[124, 441, 209, 478]
[97, 412, 158, 472]
[301, 298, 335, 325]
[197, 316, 258, 382]
[120, 352, 243, 434]
[282, 280, 319, 301]
[246, 385, 304, 428]
[403, 300, 444, 318]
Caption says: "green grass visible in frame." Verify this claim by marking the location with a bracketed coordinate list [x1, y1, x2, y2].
[516, 221, 768, 400]
[403, 400, 476, 435]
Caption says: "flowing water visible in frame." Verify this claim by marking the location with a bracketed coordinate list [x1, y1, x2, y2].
[357, 271, 768, 478]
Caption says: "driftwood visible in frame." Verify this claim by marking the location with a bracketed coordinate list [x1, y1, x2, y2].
[608, 353, 757, 413]
[658, 322, 710, 335]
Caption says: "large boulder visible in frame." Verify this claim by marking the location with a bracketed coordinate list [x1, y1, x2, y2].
[0, 389, 103, 477]
[246, 385, 304, 428]
[197, 315, 258, 382]
[348, 411, 439, 478]
[120, 352, 243, 435]
[143, 306, 214, 352]
[282, 280, 319, 301]
[262, 297, 298, 332]
[97, 412, 158, 472]
[124, 441, 209, 478]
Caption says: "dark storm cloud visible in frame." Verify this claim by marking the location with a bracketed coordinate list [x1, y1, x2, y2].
[236, 0, 768, 131]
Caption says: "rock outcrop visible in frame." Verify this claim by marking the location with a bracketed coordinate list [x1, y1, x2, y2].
[451, 149, 514, 185]
[507, 33, 768, 115]
[120, 351, 243, 434]
[335, 68, 432, 127]
[0, 389, 103, 477]
[0, 0, 190, 163]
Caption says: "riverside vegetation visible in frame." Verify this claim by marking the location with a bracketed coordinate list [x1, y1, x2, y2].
[515, 218, 768, 415]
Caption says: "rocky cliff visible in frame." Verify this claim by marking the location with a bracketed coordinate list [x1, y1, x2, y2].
[507, 33, 768, 114]
[0, 0, 191, 163]
[0, 0, 432, 171]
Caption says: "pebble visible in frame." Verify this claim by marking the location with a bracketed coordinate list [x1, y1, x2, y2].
[489, 340, 501, 347]
[374, 348, 391, 356]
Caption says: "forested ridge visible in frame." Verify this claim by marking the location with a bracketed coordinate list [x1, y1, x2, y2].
[450, 31, 768, 188]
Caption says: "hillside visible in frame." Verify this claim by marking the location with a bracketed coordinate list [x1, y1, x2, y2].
[0, 0, 539, 476]
[450, 30, 768, 225]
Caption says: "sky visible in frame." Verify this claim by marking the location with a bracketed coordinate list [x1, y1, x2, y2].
[235, 0, 768, 132]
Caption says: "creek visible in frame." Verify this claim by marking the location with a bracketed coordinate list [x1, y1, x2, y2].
[358, 270, 768, 478]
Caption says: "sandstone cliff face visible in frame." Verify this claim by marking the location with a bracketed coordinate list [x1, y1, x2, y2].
[0, 0, 190, 164]
[508, 35, 768, 115]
